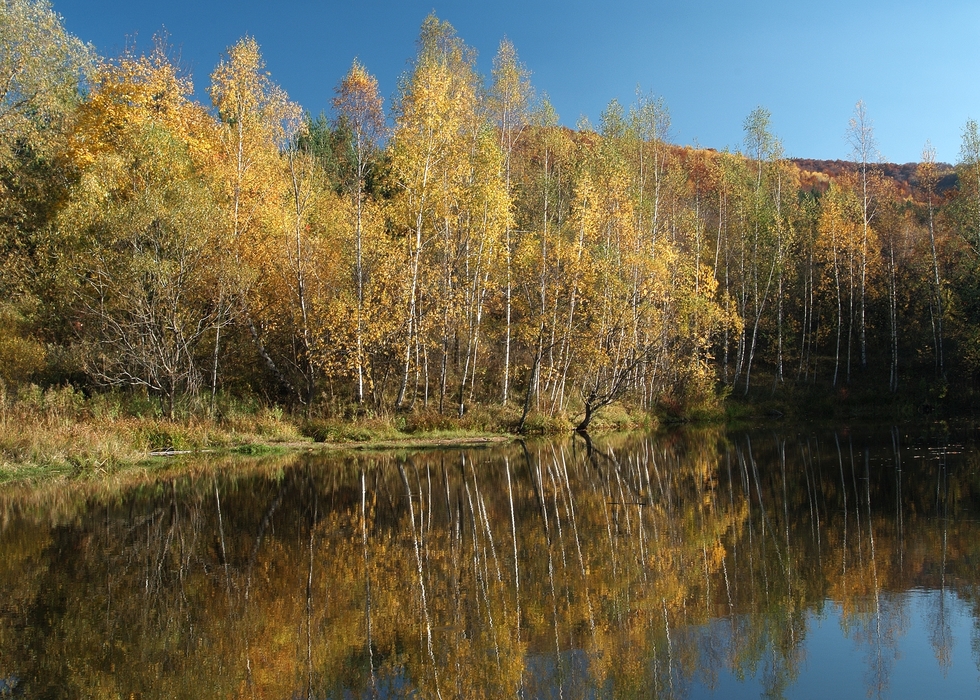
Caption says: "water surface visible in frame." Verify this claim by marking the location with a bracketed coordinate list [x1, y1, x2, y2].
[1, 426, 979, 698]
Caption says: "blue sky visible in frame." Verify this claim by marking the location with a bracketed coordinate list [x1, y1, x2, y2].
[54, 0, 980, 164]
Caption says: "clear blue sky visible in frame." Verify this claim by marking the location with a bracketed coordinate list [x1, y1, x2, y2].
[54, 0, 980, 164]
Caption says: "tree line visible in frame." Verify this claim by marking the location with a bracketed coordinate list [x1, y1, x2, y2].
[3, 0, 978, 424]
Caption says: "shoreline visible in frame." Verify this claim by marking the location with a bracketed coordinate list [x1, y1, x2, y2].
[0, 426, 536, 486]
[0, 392, 658, 485]
[148, 433, 515, 458]
[3, 383, 975, 486]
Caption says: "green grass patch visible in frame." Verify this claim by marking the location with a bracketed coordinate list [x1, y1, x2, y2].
[232, 443, 288, 456]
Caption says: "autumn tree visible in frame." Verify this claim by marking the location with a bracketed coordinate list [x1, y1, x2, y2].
[737, 107, 784, 393]
[0, 0, 90, 167]
[511, 97, 577, 421]
[209, 37, 304, 402]
[872, 178, 909, 392]
[279, 117, 333, 409]
[957, 119, 980, 255]
[490, 37, 532, 406]
[918, 142, 945, 379]
[453, 127, 508, 416]
[0, 300, 44, 385]
[628, 89, 671, 242]
[333, 60, 386, 405]
[816, 182, 859, 385]
[846, 100, 878, 371]
[564, 100, 731, 429]
[62, 44, 225, 417]
[0, 0, 91, 383]
[388, 14, 489, 410]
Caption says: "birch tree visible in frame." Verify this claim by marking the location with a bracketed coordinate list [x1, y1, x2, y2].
[389, 14, 481, 409]
[846, 100, 878, 371]
[739, 107, 782, 394]
[490, 37, 532, 405]
[209, 37, 303, 401]
[957, 119, 980, 255]
[333, 60, 385, 405]
[0, 0, 91, 167]
[918, 142, 944, 379]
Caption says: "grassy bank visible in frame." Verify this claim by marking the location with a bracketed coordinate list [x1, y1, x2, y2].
[0, 386, 298, 483]
[6, 377, 973, 487]
[0, 384, 659, 484]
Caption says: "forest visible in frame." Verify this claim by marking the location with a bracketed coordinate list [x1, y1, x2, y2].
[4, 0, 980, 435]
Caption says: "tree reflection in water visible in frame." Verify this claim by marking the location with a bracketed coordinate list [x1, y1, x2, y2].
[1, 427, 980, 698]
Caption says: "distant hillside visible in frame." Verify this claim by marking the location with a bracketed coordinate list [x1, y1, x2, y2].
[791, 158, 958, 197]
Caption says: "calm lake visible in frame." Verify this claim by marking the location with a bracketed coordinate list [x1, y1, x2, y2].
[2, 426, 980, 698]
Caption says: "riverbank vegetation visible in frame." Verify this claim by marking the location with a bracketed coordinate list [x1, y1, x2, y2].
[3, 0, 980, 475]
[0, 383, 651, 482]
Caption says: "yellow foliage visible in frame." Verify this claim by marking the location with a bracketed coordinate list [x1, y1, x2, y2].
[0, 302, 45, 385]
[69, 39, 217, 171]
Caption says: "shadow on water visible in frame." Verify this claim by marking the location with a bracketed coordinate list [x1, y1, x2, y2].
[1, 426, 980, 698]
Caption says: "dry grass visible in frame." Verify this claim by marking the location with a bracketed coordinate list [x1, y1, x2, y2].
[0, 384, 657, 484]
[0, 384, 306, 482]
